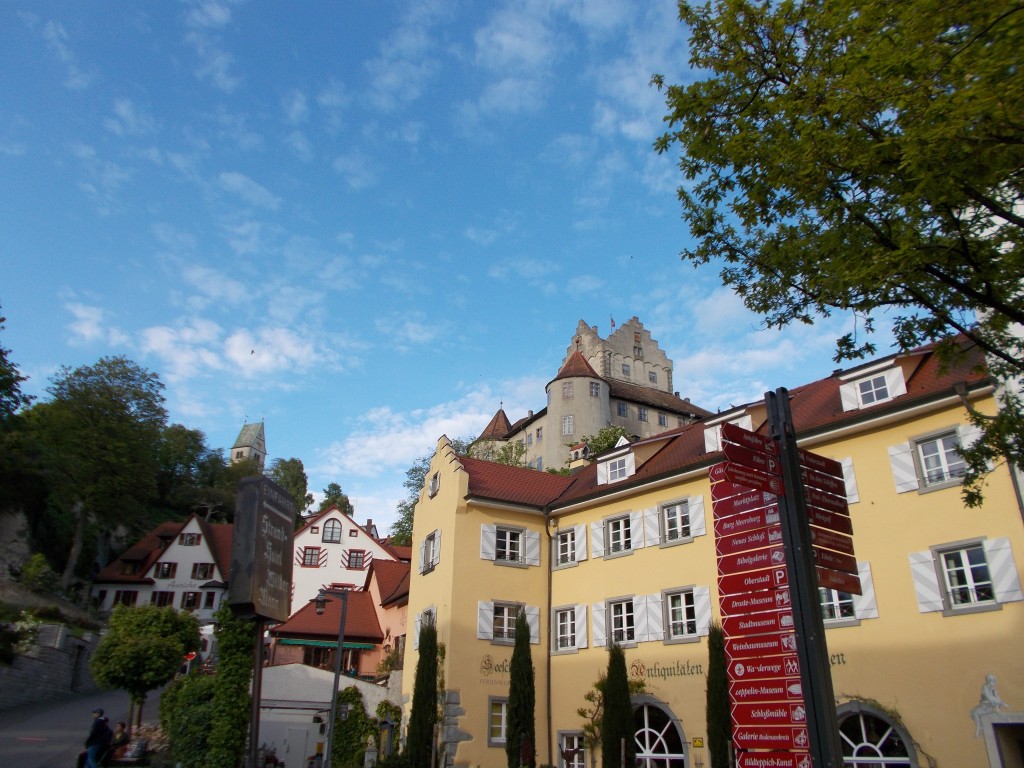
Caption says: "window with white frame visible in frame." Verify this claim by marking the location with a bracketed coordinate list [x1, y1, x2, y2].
[661, 501, 690, 543]
[428, 472, 440, 497]
[665, 589, 697, 640]
[556, 528, 576, 566]
[492, 603, 520, 641]
[488, 698, 508, 746]
[419, 530, 440, 574]
[555, 607, 576, 649]
[658, 413, 668, 427]
[608, 599, 635, 644]
[607, 516, 631, 554]
[478, 602, 540, 644]
[413, 607, 435, 649]
[819, 588, 855, 621]
[857, 374, 889, 405]
[616, 401, 628, 417]
[526, 432, 533, 446]
[559, 733, 586, 768]
[563, 415, 574, 436]
[590, 382, 600, 397]
[322, 518, 342, 543]
[910, 538, 1023, 615]
[301, 547, 321, 567]
[346, 550, 366, 569]
[495, 527, 523, 563]
[839, 365, 906, 412]
[917, 432, 967, 487]
[638, 407, 648, 422]
[562, 382, 574, 398]
[608, 457, 629, 482]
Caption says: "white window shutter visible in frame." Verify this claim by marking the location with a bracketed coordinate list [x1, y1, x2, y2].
[576, 604, 588, 649]
[646, 594, 664, 642]
[839, 382, 859, 412]
[852, 562, 878, 619]
[525, 530, 541, 566]
[632, 595, 650, 642]
[629, 511, 643, 551]
[526, 605, 540, 644]
[480, 524, 496, 561]
[431, 531, 441, 568]
[689, 495, 706, 537]
[884, 367, 907, 399]
[477, 601, 494, 640]
[958, 423, 992, 469]
[694, 586, 712, 636]
[591, 521, 605, 558]
[418, 540, 427, 574]
[592, 601, 606, 647]
[704, 426, 722, 453]
[984, 537, 1024, 604]
[735, 415, 753, 431]
[413, 613, 421, 649]
[908, 551, 944, 612]
[597, 462, 609, 485]
[574, 525, 588, 562]
[888, 443, 919, 493]
[643, 508, 659, 546]
[624, 453, 636, 477]
[841, 457, 860, 504]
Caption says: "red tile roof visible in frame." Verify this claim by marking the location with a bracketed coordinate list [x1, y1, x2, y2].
[606, 379, 713, 418]
[460, 455, 576, 506]
[270, 590, 384, 642]
[94, 521, 185, 584]
[552, 351, 601, 381]
[369, 560, 410, 606]
[478, 408, 513, 440]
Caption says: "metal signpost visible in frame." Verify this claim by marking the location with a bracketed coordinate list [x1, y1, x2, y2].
[712, 389, 858, 768]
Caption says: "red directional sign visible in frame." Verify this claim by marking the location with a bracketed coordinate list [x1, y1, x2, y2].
[733, 726, 810, 752]
[726, 632, 798, 660]
[724, 441, 782, 477]
[713, 489, 777, 519]
[728, 654, 801, 683]
[798, 449, 843, 478]
[715, 504, 780, 537]
[817, 566, 863, 595]
[813, 547, 858, 575]
[718, 565, 789, 596]
[804, 486, 849, 515]
[722, 462, 786, 495]
[810, 526, 855, 555]
[730, 677, 804, 703]
[807, 505, 854, 535]
[800, 466, 847, 496]
[720, 588, 792, 617]
[718, 544, 787, 576]
[716, 524, 784, 557]
[732, 701, 808, 729]
[737, 751, 812, 768]
[722, 421, 777, 455]
[722, 609, 795, 639]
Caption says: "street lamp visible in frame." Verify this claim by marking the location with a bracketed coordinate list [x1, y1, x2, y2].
[313, 588, 349, 768]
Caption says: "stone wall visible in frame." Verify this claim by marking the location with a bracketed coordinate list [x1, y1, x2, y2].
[0, 623, 101, 711]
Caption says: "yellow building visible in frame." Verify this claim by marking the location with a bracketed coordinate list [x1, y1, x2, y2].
[403, 340, 1024, 768]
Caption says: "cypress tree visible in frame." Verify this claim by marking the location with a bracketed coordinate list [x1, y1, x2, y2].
[705, 622, 732, 768]
[601, 645, 635, 768]
[406, 619, 438, 768]
[506, 608, 536, 768]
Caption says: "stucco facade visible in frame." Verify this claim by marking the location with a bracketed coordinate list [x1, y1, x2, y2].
[403, 341, 1024, 768]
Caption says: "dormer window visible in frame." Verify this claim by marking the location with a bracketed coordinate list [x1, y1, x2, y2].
[703, 415, 754, 453]
[839, 364, 907, 412]
[597, 441, 636, 485]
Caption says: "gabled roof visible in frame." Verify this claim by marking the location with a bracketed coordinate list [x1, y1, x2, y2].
[368, 559, 410, 607]
[94, 520, 185, 585]
[377, 540, 412, 562]
[232, 422, 264, 449]
[270, 590, 384, 642]
[552, 350, 601, 382]
[196, 518, 234, 580]
[479, 408, 513, 441]
[459, 455, 576, 507]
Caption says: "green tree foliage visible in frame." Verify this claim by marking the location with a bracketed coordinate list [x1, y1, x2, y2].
[654, 0, 1024, 504]
[579, 426, 628, 456]
[206, 603, 255, 768]
[705, 623, 731, 768]
[320, 481, 355, 516]
[506, 608, 536, 768]
[0, 308, 32, 425]
[601, 645, 636, 768]
[389, 438, 473, 546]
[467, 439, 528, 467]
[268, 457, 314, 524]
[19, 552, 57, 593]
[160, 673, 216, 768]
[578, 669, 645, 768]
[156, 424, 232, 517]
[91, 605, 199, 725]
[209, 457, 264, 522]
[26, 356, 167, 586]
[405, 618, 438, 768]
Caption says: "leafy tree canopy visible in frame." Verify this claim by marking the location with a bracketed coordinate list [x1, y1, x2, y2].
[268, 457, 314, 524]
[388, 437, 473, 546]
[467, 439, 528, 467]
[320, 481, 355, 516]
[654, 0, 1024, 504]
[0, 307, 32, 426]
[579, 426, 628, 456]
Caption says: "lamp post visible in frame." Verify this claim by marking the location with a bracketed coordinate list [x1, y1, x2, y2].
[313, 588, 349, 768]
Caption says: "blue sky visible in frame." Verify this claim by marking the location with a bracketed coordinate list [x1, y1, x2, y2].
[1, 0, 887, 532]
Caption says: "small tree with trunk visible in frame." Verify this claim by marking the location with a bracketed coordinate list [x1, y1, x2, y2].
[705, 622, 731, 768]
[601, 645, 636, 768]
[506, 608, 536, 768]
[406, 617, 438, 768]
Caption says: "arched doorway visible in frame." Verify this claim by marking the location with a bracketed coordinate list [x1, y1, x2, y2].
[836, 701, 917, 767]
[633, 701, 687, 768]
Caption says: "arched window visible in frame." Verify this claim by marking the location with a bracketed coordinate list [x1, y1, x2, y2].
[837, 701, 917, 767]
[633, 701, 687, 768]
[322, 518, 342, 544]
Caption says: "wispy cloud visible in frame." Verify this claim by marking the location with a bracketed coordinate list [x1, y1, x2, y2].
[182, 0, 242, 92]
[363, 3, 445, 112]
[218, 171, 281, 210]
[65, 302, 129, 347]
[104, 99, 158, 136]
[332, 152, 378, 190]
[41, 20, 95, 90]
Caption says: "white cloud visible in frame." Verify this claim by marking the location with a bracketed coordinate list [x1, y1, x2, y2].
[363, 3, 445, 112]
[139, 318, 225, 380]
[64, 303, 129, 347]
[285, 131, 313, 162]
[104, 99, 158, 136]
[282, 91, 308, 125]
[182, 264, 250, 306]
[332, 152, 378, 190]
[41, 20, 95, 90]
[474, 8, 556, 72]
[375, 314, 445, 350]
[218, 171, 281, 210]
[182, 2, 243, 92]
[224, 326, 323, 376]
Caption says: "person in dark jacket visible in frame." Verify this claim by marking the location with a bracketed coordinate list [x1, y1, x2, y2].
[84, 708, 111, 768]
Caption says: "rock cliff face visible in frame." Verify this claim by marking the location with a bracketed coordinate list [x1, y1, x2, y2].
[0, 511, 31, 582]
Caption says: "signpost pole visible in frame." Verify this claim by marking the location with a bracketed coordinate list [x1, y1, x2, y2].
[248, 616, 265, 768]
[766, 388, 844, 767]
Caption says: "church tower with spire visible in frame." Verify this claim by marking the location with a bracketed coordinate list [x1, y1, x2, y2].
[231, 421, 266, 469]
